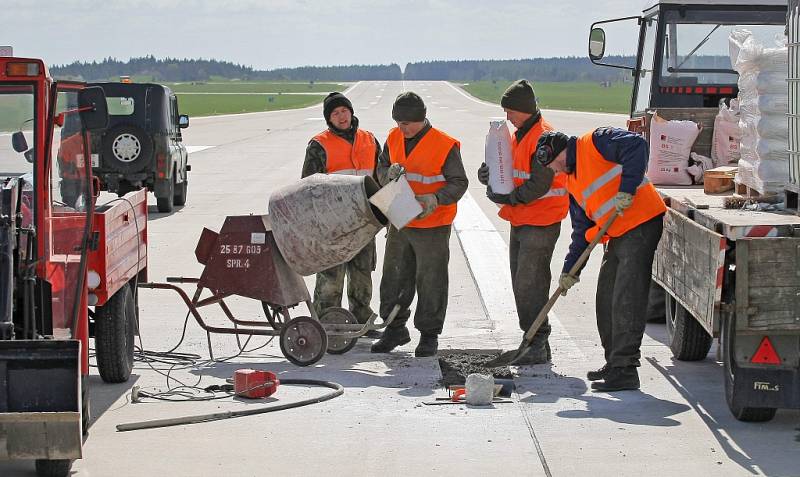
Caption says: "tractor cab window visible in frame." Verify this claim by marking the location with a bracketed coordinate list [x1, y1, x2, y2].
[634, 15, 658, 115]
[0, 85, 35, 177]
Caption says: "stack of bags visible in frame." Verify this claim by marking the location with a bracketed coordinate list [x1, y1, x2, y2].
[730, 29, 789, 193]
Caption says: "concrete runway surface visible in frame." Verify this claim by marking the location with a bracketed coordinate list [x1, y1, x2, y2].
[3, 81, 798, 476]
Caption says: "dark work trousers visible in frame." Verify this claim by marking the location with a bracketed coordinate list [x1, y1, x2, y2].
[509, 223, 560, 348]
[313, 238, 376, 324]
[379, 225, 452, 335]
[595, 214, 664, 368]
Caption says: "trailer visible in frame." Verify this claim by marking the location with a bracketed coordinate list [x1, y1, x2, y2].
[588, 1, 799, 421]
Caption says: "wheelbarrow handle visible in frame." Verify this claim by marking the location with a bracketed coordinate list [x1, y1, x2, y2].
[523, 209, 620, 343]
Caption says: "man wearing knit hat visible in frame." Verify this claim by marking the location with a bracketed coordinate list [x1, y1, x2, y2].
[371, 91, 468, 357]
[534, 127, 666, 391]
[303, 92, 381, 333]
[477, 79, 569, 365]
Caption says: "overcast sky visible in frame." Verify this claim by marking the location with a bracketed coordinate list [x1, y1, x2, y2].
[5, 0, 653, 69]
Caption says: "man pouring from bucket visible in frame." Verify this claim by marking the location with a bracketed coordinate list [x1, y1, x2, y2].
[303, 92, 382, 334]
[371, 92, 468, 357]
[477, 79, 569, 365]
[534, 127, 666, 391]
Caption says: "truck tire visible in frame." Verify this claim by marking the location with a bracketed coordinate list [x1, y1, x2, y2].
[174, 176, 187, 206]
[102, 124, 153, 174]
[665, 292, 712, 361]
[95, 283, 136, 383]
[35, 459, 72, 477]
[156, 175, 175, 213]
[721, 313, 777, 422]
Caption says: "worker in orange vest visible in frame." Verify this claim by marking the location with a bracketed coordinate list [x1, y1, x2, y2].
[303, 92, 381, 334]
[534, 128, 666, 391]
[371, 92, 468, 357]
[477, 79, 569, 365]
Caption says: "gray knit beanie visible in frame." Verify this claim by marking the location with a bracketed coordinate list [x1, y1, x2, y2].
[391, 92, 426, 122]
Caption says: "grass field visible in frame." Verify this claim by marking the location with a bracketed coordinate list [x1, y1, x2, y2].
[166, 81, 346, 117]
[459, 81, 632, 114]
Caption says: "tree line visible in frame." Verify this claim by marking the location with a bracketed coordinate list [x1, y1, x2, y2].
[51, 56, 637, 83]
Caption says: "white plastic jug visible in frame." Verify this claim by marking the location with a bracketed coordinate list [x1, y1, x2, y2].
[368, 175, 423, 229]
[484, 120, 514, 194]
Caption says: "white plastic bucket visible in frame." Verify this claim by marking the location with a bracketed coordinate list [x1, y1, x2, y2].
[485, 120, 514, 194]
[368, 175, 423, 229]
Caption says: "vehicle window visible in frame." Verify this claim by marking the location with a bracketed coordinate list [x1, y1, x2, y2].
[634, 16, 658, 114]
[106, 96, 135, 116]
[660, 11, 785, 87]
[0, 85, 35, 176]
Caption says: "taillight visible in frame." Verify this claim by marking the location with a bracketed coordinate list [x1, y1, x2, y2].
[156, 153, 166, 178]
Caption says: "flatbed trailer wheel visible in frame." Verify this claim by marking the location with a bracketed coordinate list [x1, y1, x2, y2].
[35, 458, 72, 477]
[280, 316, 327, 366]
[262, 302, 290, 330]
[665, 292, 712, 361]
[721, 313, 777, 422]
[319, 307, 358, 354]
[95, 283, 136, 383]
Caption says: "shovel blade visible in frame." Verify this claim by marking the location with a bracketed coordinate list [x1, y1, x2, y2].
[485, 345, 528, 368]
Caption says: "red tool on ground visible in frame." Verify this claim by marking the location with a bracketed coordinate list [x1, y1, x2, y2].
[234, 369, 280, 399]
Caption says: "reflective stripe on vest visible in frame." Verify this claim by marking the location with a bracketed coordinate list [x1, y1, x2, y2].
[313, 128, 376, 176]
[497, 118, 569, 227]
[568, 131, 667, 242]
[386, 126, 460, 228]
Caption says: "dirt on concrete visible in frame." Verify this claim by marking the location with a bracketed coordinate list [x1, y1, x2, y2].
[438, 350, 513, 387]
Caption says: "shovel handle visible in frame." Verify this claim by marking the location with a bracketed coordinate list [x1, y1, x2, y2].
[522, 209, 620, 343]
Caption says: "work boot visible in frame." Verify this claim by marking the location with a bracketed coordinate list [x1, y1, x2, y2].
[370, 326, 410, 353]
[513, 342, 550, 365]
[414, 334, 439, 357]
[587, 364, 610, 381]
[591, 366, 640, 392]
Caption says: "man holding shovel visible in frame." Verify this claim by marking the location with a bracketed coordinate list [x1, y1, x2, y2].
[477, 79, 569, 365]
[371, 92, 468, 357]
[303, 92, 382, 333]
[534, 127, 666, 391]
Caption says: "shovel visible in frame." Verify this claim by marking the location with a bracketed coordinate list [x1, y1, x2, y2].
[486, 209, 620, 367]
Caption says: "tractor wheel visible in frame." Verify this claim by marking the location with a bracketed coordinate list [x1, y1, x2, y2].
[101, 124, 153, 174]
[35, 459, 72, 477]
[156, 175, 175, 213]
[665, 292, 712, 361]
[95, 283, 136, 383]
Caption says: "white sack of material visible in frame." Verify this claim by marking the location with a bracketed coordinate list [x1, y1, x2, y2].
[465, 373, 495, 406]
[647, 113, 700, 185]
[712, 99, 742, 167]
[484, 120, 515, 194]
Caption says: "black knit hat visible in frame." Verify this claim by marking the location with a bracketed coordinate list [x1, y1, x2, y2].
[534, 131, 570, 166]
[323, 92, 354, 122]
[392, 92, 426, 122]
[501, 79, 538, 114]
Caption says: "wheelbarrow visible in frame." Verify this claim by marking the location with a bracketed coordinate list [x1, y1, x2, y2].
[140, 214, 398, 366]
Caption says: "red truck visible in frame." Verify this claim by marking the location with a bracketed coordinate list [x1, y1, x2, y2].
[0, 56, 147, 476]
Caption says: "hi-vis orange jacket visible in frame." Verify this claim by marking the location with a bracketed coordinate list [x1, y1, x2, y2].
[568, 132, 667, 243]
[386, 127, 460, 228]
[313, 129, 377, 176]
[498, 118, 569, 226]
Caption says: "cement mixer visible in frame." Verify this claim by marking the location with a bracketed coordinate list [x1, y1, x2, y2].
[141, 174, 400, 366]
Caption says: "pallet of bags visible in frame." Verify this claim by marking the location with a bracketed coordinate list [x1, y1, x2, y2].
[730, 29, 789, 194]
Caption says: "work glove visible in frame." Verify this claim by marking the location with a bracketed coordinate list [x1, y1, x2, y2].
[387, 163, 406, 181]
[416, 194, 438, 219]
[614, 192, 634, 214]
[477, 162, 490, 186]
[558, 273, 579, 296]
[486, 185, 512, 205]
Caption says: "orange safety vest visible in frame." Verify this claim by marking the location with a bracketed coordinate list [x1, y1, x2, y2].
[313, 128, 377, 176]
[498, 118, 569, 226]
[386, 127, 460, 228]
[567, 131, 667, 243]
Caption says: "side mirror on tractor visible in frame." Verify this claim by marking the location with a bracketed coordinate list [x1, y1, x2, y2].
[178, 114, 189, 129]
[78, 86, 109, 132]
[11, 131, 28, 153]
[589, 27, 606, 60]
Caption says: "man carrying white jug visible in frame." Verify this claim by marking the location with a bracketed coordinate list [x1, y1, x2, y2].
[477, 79, 569, 364]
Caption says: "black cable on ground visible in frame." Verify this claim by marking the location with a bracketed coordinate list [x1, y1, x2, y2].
[116, 379, 344, 432]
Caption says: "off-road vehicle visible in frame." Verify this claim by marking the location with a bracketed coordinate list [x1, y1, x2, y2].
[90, 82, 190, 212]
